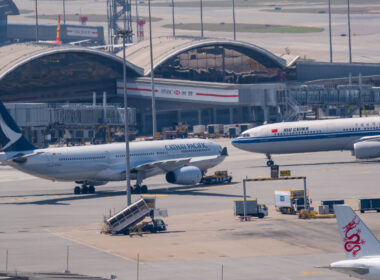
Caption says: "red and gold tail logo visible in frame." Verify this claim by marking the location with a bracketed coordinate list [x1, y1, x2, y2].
[343, 217, 365, 257]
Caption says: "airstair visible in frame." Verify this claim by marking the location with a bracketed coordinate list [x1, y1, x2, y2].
[105, 198, 155, 234]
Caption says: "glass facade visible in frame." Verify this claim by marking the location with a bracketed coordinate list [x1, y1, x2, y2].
[0, 52, 139, 95]
[155, 44, 284, 84]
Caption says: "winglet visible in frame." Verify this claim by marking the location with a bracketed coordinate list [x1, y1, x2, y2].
[221, 147, 228, 156]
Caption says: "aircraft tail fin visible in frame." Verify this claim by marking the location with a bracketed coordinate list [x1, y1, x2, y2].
[0, 101, 36, 152]
[334, 205, 380, 259]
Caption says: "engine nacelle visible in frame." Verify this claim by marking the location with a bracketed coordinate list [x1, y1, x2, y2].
[165, 166, 202, 185]
[354, 141, 380, 159]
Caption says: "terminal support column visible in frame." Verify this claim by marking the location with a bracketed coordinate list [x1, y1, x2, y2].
[198, 109, 202, 125]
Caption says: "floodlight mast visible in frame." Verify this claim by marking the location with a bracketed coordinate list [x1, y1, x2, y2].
[117, 28, 133, 206]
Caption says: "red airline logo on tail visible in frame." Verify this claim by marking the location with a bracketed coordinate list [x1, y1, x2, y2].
[343, 217, 365, 257]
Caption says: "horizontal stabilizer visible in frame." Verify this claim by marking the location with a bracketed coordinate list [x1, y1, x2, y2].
[5, 151, 43, 163]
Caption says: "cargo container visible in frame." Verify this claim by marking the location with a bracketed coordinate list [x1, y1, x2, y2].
[359, 198, 380, 213]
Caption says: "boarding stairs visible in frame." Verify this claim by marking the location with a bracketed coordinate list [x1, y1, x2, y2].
[106, 198, 155, 234]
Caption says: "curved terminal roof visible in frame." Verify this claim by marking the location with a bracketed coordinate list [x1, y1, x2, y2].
[0, 0, 19, 16]
[0, 43, 144, 81]
[119, 36, 287, 76]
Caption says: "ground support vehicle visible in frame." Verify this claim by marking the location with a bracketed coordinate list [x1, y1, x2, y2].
[321, 200, 345, 214]
[129, 219, 167, 235]
[201, 170, 232, 185]
[104, 198, 157, 234]
[275, 189, 310, 214]
[359, 198, 380, 213]
[234, 200, 268, 219]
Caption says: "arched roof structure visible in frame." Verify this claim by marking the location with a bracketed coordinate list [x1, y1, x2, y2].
[0, 0, 19, 16]
[0, 43, 143, 81]
[0, 43, 143, 100]
[119, 36, 287, 76]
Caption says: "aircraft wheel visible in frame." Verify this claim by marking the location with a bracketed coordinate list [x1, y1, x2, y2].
[74, 186, 81, 195]
[266, 160, 274, 167]
[134, 185, 141, 194]
[88, 185, 95, 194]
[81, 185, 88, 194]
[141, 185, 148, 194]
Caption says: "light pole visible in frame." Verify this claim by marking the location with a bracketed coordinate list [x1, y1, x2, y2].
[35, 0, 39, 42]
[118, 26, 133, 206]
[200, 0, 204, 37]
[63, 0, 66, 24]
[171, 0, 175, 37]
[135, 0, 139, 39]
[232, 0, 236, 40]
[347, 0, 352, 63]
[328, 0, 332, 62]
[148, 0, 157, 136]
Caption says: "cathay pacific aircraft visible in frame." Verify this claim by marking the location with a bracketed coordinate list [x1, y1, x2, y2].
[322, 205, 380, 280]
[232, 117, 380, 166]
[0, 101, 227, 194]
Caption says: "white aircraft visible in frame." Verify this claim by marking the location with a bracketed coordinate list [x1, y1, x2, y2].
[0, 101, 227, 194]
[324, 205, 380, 279]
[232, 117, 380, 166]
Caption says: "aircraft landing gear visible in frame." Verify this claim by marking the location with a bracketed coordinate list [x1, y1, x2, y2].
[131, 184, 148, 194]
[74, 186, 81, 195]
[73, 184, 96, 195]
[266, 154, 274, 167]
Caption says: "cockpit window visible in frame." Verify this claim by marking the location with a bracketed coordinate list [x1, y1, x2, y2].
[241, 133, 250, 137]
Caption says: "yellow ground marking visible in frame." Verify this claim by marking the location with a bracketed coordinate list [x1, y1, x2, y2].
[301, 270, 323, 275]
[141, 194, 168, 197]
[360, 171, 370, 174]
[198, 184, 235, 190]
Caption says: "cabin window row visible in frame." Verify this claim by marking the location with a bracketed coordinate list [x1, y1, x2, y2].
[59, 156, 106, 161]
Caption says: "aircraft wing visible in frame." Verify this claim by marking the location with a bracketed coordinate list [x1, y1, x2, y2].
[358, 135, 380, 142]
[133, 158, 192, 173]
[318, 265, 369, 275]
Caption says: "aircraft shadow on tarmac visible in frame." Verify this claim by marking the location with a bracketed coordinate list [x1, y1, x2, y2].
[1, 182, 244, 206]
[251, 159, 380, 168]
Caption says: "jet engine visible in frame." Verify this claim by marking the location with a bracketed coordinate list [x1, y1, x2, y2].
[354, 141, 380, 159]
[165, 166, 202, 185]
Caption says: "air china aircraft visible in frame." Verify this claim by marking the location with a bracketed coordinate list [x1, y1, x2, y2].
[232, 117, 380, 166]
[0, 101, 227, 194]
[323, 205, 380, 279]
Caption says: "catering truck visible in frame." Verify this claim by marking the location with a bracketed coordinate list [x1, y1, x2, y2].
[275, 189, 309, 214]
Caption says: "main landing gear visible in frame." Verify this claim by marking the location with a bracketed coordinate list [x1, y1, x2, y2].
[266, 154, 275, 167]
[131, 184, 148, 194]
[74, 184, 95, 195]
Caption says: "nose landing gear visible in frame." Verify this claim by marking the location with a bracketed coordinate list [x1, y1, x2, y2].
[266, 154, 275, 167]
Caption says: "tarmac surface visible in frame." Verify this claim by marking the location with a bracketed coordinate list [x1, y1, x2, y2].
[1, 138, 380, 279]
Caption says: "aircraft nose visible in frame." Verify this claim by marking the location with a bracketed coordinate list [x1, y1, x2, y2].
[231, 138, 241, 148]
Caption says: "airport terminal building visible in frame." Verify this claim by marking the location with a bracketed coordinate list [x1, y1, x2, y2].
[0, 37, 294, 134]
[1, 36, 380, 138]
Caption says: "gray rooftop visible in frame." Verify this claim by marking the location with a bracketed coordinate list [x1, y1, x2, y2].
[0, 0, 19, 16]
[0, 43, 144, 81]
[119, 36, 287, 76]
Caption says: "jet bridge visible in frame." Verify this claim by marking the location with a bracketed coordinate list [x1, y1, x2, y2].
[105, 197, 155, 234]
